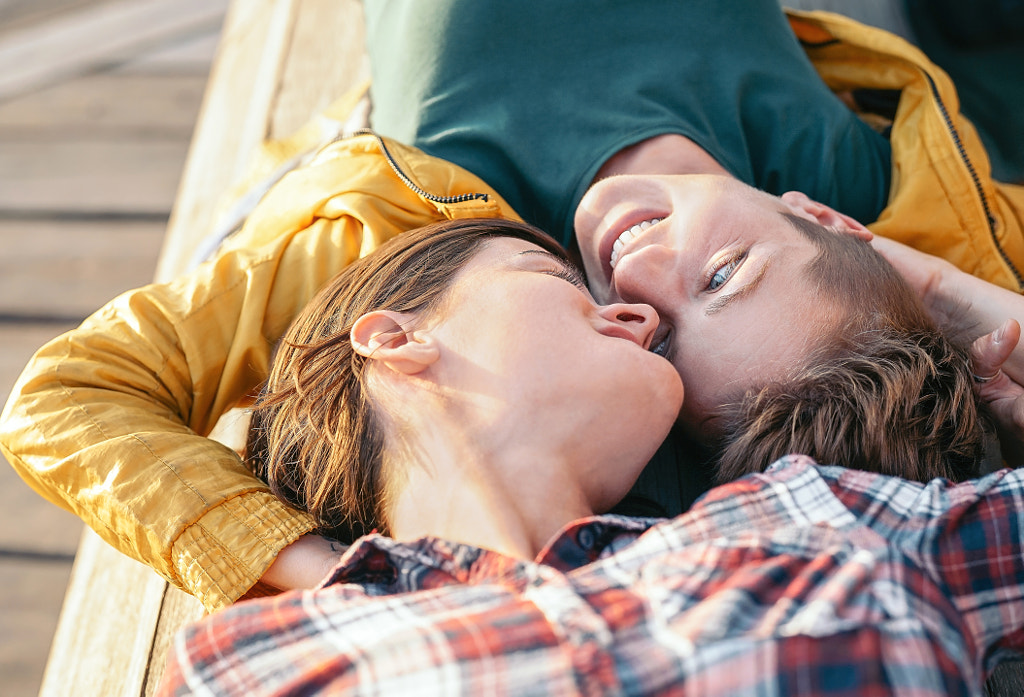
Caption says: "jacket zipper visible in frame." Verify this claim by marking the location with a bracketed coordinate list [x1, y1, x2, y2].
[352, 129, 490, 206]
[922, 72, 1024, 289]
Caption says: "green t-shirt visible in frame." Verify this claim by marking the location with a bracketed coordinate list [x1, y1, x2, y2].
[366, 0, 891, 246]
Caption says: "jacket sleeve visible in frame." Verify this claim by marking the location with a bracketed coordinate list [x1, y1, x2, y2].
[0, 136, 510, 611]
[0, 212, 367, 611]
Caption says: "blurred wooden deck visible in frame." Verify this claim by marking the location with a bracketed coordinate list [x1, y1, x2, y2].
[0, 1, 226, 695]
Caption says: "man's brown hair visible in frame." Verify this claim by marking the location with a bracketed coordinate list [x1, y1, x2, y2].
[246, 217, 569, 542]
[715, 215, 991, 484]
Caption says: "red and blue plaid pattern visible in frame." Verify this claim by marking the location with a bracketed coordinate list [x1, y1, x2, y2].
[159, 456, 1024, 695]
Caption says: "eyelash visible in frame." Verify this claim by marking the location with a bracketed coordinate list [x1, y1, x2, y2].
[706, 252, 746, 291]
[545, 265, 588, 290]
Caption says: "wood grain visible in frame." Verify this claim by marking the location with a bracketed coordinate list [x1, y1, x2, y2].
[0, 0, 227, 101]
[155, 0, 298, 281]
[38, 531, 198, 697]
[0, 219, 165, 318]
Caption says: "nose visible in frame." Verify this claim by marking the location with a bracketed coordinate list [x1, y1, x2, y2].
[596, 302, 659, 349]
[610, 243, 679, 307]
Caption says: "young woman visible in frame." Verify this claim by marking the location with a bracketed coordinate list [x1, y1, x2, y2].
[243, 215, 995, 553]
[246, 215, 995, 612]
[245, 216, 683, 555]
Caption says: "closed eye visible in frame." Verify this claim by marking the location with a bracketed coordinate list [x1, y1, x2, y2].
[515, 249, 590, 292]
[544, 264, 588, 290]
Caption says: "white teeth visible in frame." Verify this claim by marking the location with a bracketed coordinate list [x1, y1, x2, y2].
[609, 218, 662, 269]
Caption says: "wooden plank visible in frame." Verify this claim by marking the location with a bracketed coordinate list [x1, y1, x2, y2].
[142, 588, 208, 697]
[38, 530, 202, 697]
[0, 559, 76, 697]
[0, 140, 188, 215]
[156, 0, 372, 280]
[155, 0, 299, 281]
[36, 1, 372, 694]
[269, 0, 369, 139]
[0, 219, 165, 318]
[38, 2, 312, 693]
[0, 74, 208, 137]
[0, 321, 81, 697]
[0, 0, 227, 102]
[114, 31, 222, 76]
[0, 0, 96, 39]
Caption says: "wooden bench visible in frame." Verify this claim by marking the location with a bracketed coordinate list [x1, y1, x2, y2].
[39, 1, 367, 694]
[35, 1, 1024, 694]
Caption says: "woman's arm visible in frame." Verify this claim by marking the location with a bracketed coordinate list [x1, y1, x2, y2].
[0, 217, 359, 610]
[0, 136, 514, 610]
[262, 534, 350, 590]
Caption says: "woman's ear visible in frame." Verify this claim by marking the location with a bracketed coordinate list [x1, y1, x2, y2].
[780, 190, 873, 242]
[350, 310, 439, 375]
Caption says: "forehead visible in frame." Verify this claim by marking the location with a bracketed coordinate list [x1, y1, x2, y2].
[459, 237, 550, 272]
[636, 176, 800, 259]
[445, 238, 559, 299]
[687, 177, 790, 225]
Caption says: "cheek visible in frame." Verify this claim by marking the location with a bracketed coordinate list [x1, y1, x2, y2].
[670, 336, 753, 430]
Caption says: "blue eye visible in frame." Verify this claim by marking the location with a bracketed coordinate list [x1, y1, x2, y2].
[707, 254, 745, 291]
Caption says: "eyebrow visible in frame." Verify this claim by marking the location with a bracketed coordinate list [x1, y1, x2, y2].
[704, 255, 774, 316]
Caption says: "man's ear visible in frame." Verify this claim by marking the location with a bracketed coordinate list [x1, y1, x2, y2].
[780, 191, 873, 242]
[350, 310, 439, 375]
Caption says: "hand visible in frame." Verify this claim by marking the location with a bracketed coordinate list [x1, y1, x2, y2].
[870, 235, 957, 319]
[873, 235, 1024, 358]
[972, 320, 1024, 467]
[260, 534, 349, 590]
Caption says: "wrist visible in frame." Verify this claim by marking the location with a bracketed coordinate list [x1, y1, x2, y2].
[926, 264, 991, 336]
[919, 258, 960, 321]
[261, 534, 347, 590]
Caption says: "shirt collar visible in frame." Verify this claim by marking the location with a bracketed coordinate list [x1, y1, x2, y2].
[320, 514, 660, 591]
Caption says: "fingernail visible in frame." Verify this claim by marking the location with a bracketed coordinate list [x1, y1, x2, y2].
[994, 323, 1008, 345]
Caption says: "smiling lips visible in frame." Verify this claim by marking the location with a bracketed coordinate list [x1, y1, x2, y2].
[609, 218, 663, 269]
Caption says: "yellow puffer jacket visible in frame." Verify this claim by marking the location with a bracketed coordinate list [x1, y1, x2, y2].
[789, 10, 1024, 291]
[1, 10, 1022, 613]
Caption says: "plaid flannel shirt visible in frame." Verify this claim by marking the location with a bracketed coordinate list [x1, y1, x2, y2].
[159, 455, 1024, 696]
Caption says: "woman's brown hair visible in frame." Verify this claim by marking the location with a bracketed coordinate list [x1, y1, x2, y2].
[246, 217, 569, 542]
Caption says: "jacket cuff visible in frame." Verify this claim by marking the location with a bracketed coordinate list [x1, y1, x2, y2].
[170, 492, 316, 612]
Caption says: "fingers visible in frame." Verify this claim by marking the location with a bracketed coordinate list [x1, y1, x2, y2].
[992, 394, 1024, 469]
[971, 320, 1024, 465]
[779, 191, 872, 240]
[971, 319, 1021, 380]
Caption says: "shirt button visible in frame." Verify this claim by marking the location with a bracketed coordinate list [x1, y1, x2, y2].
[577, 525, 596, 550]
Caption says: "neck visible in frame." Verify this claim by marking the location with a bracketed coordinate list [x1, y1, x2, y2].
[594, 133, 731, 182]
[386, 416, 595, 560]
